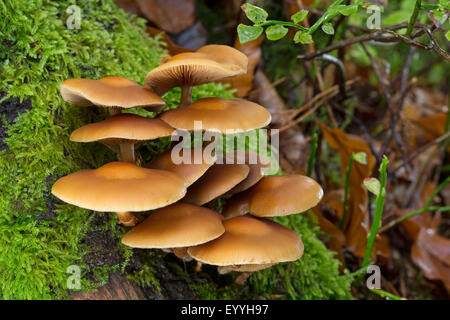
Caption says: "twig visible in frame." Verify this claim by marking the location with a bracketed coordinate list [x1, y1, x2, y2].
[287, 79, 358, 121]
[315, 54, 347, 98]
[391, 131, 450, 175]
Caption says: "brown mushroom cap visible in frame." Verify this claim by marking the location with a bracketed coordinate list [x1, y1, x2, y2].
[51, 162, 186, 212]
[144, 45, 248, 95]
[184, 164, 250, 205]
[188, 216, 303, 266]
[70, 113, 175, 143]
[121, 203, 225, 249]
[159, 97, 271, 133]
[222, 175, 323, 219]
[146, 146, 216, 187]
[60, 77, 165, 109]
[219, 151, 270, 194]
[217, 263, 275, 274]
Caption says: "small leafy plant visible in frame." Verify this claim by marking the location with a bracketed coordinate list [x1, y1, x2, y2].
[237, 0, 371, 44]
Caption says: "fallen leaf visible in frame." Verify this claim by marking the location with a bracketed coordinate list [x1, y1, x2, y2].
[412, 228, 450, 291]
[412, 112, 447, 142]
[146, 26, 192, 55]
[136, 0, 195, 34]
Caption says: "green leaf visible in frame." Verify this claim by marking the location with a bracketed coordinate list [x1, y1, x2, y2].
[294, 30, 313, 44]
[446, 30, 450, 41]
[336, 4, 358, 16]
[265, 25, 288, 40]
[364, 177, 381, 196]
[241, 3, 268, 24]
[291, 10, 309, 24]
[237, 24, 263, 43]
[321, 22, 335, 35]
[432, 10, 447, 24]
[353, 152, 367, 165]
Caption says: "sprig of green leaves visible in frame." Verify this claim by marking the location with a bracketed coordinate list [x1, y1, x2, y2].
[237, 0, 367, 44]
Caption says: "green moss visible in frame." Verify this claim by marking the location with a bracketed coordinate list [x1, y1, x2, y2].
[0, 0, 232, 299]
[0, 0, 353, 300]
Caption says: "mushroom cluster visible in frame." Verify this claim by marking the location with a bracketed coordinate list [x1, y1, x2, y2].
[52, 44, 323, 277]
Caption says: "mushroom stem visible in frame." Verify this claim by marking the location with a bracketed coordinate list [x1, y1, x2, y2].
[180, 85, 192, 108]
[108, 107, 121, 116]
[116, 212, 142, 226]
[119, 143, 135, 163]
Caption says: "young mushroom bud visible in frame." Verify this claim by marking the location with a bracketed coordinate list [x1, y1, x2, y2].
[145, 45, 248, 107]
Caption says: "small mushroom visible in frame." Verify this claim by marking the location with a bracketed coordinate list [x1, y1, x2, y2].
[222, 175, 323, 219]
[183, 163, 250, 205]
[188, 216, 303, 273]
[51, 162, 186, 226]
[159, 97, 271, 133]
[70, 113, 175, 163]
[145, 45, 248, 106]
[145, 146, 216, 187]
[121, 203, 225, 256]
[60, 76, 165, 114]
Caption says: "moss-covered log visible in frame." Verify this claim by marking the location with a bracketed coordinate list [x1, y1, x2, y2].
[0, 0, 353, 299]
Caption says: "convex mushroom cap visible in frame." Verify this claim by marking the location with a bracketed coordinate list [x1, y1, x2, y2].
[218, 151, 270, 194]
[70, 113, 174, 143]
[144, 45, 248, 95]
[222, 175, 323, 219]
[51, 162, 186, 212]
[146, 146, 216, 187]
[121, 203, 225, 249]
[60, 76, 164, 110]
[160, 97, 271, 133]
[183, 163, 250, 205]
[188, 216, 303, 269]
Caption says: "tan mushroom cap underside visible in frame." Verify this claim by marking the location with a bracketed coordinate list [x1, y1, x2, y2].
[183, 163, 250, 205]
[60, 77, 165, 109]
[51, 162, 186, 212]
[70, 113, 175, 143]
[144, 45, 248, 95]
[188, 216, 303, 266]
[222, 175, 323, 219]
[146, 146, 216, 187]
[121, 203, 225, 249]
[160, 97, 271, 133]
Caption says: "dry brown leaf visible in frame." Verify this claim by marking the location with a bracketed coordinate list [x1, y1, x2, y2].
[136, 0, 195, 34]
[412, 113, 448, 142]
[115, 0, 142, 15]
[319, 123, 390, 260]
[412, 228, 450, 291]
[222, 36, 263, 97]
[146, 26, 192, 55]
